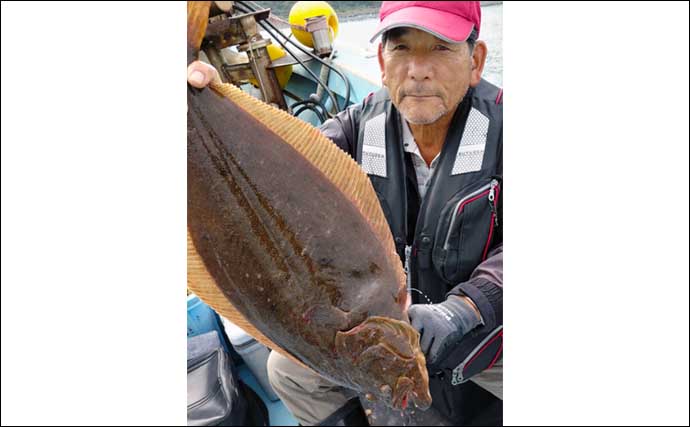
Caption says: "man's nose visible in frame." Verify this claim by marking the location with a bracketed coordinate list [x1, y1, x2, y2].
[406, 55, 433, 81]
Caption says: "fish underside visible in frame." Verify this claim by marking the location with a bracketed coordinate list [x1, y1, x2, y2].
[186, 1, 431, 410]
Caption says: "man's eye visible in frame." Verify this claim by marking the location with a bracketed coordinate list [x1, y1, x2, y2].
[393, 44, 409, 51]
[434, 45, 451, 51]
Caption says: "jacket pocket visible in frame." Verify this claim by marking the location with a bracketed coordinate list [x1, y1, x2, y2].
[432, 178, 501, 284]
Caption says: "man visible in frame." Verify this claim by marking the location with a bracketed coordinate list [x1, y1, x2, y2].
[188, 2, 502, 425]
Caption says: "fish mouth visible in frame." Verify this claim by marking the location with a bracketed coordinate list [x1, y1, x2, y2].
[392, 376, 412, 409]
[335, 316, 432, 411]
[377, 376, 431, 411]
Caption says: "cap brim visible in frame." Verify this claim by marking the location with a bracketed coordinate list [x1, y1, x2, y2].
[369, 6, 474, 44]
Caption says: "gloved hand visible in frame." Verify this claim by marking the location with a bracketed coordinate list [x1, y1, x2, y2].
[408, 296, 483, 366]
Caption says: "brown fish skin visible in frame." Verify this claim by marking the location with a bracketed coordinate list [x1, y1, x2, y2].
[187, 1, 431, 410]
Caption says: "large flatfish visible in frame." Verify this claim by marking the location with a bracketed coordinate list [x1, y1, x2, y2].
[186, 1, 431, 410]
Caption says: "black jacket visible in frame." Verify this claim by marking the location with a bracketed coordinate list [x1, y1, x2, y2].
[320, 78, 503, 424]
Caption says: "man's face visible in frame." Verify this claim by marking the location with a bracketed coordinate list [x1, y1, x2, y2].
[378, 28, 480, 125]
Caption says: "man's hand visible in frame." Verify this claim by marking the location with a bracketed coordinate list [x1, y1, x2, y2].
[187, 60, 221, 88]
[408, 296, 483, 366]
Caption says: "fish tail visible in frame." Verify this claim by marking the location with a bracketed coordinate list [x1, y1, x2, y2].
[187, 1, 211, 65]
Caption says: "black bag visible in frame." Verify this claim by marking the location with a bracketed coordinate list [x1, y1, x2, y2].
[187, 347, 268, 426]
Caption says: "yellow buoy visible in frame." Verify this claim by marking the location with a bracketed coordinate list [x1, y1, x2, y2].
[288, 1, 339, 48]
[249, 43, 293, 89]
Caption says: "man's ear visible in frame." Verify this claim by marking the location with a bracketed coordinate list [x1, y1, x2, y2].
[378, 43, 387, 86]
[470, 41, 487, 87]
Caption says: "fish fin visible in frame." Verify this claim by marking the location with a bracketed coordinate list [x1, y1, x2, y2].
[187, 230, 311, 370]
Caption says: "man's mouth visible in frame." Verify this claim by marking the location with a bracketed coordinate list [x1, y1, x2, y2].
[404, 95, 438, 100]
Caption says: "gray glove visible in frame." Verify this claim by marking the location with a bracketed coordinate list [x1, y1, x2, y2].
[408, 296, 483, 366]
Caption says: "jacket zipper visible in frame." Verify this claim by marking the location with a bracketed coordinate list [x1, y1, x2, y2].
[482, 179, 500, 260]
[443, 181, 496, 250]
[451, 325, 503, 385]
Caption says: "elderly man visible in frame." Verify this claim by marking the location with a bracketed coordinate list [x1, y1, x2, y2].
[189, 1, 502, 425]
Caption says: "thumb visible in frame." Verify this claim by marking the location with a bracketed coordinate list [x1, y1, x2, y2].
[187, 61, 220, 88]
[187, 69, 206, 87]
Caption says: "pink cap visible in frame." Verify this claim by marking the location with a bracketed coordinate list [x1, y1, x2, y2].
[370, 1, 481, 44]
